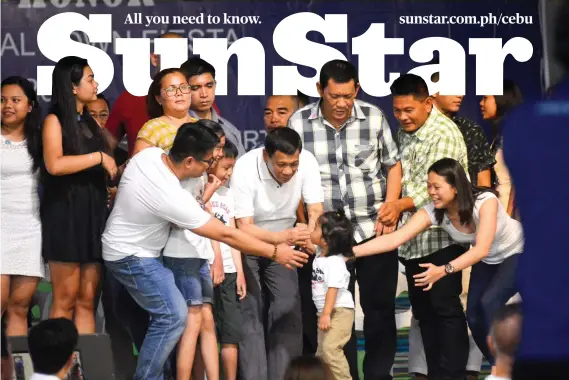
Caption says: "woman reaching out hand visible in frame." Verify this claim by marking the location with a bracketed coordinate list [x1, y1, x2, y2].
[353, 158, 523, 365]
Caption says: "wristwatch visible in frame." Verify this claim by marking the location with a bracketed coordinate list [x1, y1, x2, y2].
[444, 263, 455, 274]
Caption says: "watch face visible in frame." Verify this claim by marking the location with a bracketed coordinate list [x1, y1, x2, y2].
[445, 264, 454, 273]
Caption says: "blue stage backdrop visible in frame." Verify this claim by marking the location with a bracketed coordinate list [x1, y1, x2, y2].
[1, 0, 543, 150]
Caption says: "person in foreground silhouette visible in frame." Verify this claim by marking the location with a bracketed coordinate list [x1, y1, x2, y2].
[28, 318, 79, 380]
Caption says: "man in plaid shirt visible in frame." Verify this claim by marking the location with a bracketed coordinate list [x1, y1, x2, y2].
[384, 74, 470, 380]
[289, 60, 402, 380]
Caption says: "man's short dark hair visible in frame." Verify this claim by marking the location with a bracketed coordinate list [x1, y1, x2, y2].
[222, 140, 239, 159]
[170, 121, 219, 163]
[180, 57, 216, 79]
[28, 318, 78, 375]
[265, 128, 302, 157]
[490, 303, 523, 357]
[390, 74, 430, 100]
[554, 1, 569, 71]
[319, 60, 359, 90]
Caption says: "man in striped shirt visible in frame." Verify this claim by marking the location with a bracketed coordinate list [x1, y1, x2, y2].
[289, 59, 402, 380]
[386, 74, 470, 380]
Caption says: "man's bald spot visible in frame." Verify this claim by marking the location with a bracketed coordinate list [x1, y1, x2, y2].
[265, 95, 298, 111]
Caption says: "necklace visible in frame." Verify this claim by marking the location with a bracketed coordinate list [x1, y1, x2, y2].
[1, 125, 25, 144]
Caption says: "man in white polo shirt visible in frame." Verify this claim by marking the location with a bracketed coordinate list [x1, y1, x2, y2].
[230, 128, 324, 380]
[102, 122, 308, 380]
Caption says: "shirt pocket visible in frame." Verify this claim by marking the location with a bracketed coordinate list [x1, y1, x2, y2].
[347, 143, 377, 171]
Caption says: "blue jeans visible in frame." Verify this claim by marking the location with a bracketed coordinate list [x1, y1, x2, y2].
[105, 256, 188, 380]
[466, 254, 519, 364]
[163, 257, 214, 305]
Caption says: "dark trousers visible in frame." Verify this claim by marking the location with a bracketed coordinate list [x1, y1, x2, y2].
[297, 253, 318, 356]
[467, 254, 519, 364]
[298, 239, 398, 380]
[238, 255, 303, 380]
[355, 248, 399, 380]
[402, 245, 469, 380]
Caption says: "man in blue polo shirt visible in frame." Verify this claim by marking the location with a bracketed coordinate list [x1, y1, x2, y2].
[503, 3, 569, 378]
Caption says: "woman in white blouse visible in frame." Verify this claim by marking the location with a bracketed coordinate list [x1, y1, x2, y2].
[354, 158, 523, 366]
[1, 76, 44, 335]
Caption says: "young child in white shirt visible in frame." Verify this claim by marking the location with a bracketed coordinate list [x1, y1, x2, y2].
[311, 209, 355, 380]
[208, 141, 247, 380]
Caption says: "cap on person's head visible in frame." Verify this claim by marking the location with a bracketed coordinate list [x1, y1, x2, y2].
[264, 127, 303, 157]
[28, 318, 78, 375]
[170, 120, 219, 163]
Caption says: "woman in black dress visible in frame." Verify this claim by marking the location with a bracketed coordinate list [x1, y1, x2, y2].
[41, 56, 117, 334]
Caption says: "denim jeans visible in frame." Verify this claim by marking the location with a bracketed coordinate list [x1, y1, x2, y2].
[467, 254, 519, 364]
[105, 256, 188, 380]
[106, 271, 149, 351]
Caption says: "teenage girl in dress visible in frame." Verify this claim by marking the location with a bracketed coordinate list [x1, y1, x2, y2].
[42, 56, 117, 334]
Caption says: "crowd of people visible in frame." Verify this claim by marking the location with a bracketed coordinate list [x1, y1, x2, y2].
[2, 4, 569, 380]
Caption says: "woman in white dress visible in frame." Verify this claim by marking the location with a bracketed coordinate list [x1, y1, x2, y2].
[1, 76, 44, 336]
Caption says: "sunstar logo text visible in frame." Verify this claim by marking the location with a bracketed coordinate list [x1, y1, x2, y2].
[35, 12, 533, 97]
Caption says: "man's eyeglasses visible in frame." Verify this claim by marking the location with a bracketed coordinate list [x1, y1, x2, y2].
[161, 84, 191, 97]
[197, 156, 215, 168]
[90, 111, 109, 120]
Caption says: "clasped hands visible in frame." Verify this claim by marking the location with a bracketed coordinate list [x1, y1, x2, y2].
[286, 223, 316, 255]
[374, 201, 402, 236]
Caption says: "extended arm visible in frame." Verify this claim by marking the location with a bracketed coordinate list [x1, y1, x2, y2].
[235, 217, 309, 246]
[355, 209, 432, 257]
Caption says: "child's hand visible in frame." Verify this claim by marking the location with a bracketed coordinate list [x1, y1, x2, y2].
[236, 271, 247, 300]
[211, 258, 225, 286]
[302, 239, 317, 255]
[206, 174, 222, 191]
[318, 313, 331, 331]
